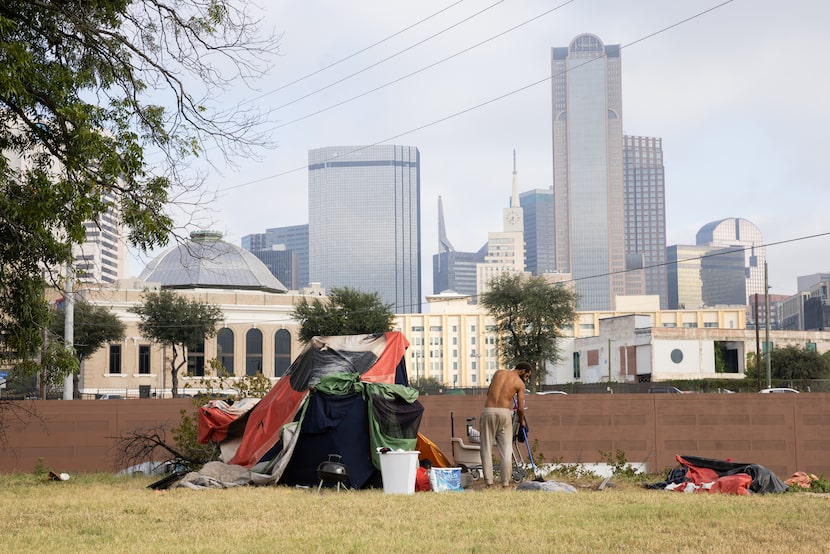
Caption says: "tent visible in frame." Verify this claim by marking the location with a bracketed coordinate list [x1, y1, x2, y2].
[194, 332, 426, 489]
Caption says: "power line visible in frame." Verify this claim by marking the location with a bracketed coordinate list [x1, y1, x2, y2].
[264, 0, 507, 113]
[216, 0, 735, 195]
[267, 0, 577, 130]
[246, 0, 468, 104]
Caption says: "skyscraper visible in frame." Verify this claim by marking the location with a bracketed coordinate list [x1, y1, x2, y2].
[696, 218, 765, 303]
[519, 187, 555, 276]
[552, 34, 625, 310]
[623, 135, 667, 308]
[73, 190, 128, 284]
[308, 145, 421, 313]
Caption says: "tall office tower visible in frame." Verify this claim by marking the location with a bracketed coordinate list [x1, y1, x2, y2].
[73, 190, 129, 284]
[519, 187, 555, 276]
[696, 218, 764, 303]
[476, 152, 526, 297]
[265, 224, 309, 289]
[623, 135, 667, 308]
[552, 34, 625, 311]
[308, 145, 421, 313]
[432, 196, 485, 298]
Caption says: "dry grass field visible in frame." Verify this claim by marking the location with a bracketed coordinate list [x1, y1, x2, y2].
[2, 472, 830, 553]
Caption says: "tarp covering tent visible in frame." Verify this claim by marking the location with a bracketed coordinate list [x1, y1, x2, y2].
[650, 455, 789, 494]
[194, 332, 426, 489]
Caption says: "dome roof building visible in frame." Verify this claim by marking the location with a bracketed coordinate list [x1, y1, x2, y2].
[139, 230, 287, 293]
[695, 217, 764, 302]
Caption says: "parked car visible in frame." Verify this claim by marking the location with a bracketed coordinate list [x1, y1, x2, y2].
[758, 388, 799, 394]
[96, 394, 124, 400]
[648, 385, 683, 394]
[536, 390, 567, 395]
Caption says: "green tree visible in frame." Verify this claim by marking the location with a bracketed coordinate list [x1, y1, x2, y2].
[480, 273, 578, 390]
[770, 344, 829, 381]
[0, 1, 277, 362]
[412, 376, 445, 396]
[49, 299, 126, 398]
[292, 287, 396, 344]
[129, 290, 223, 397]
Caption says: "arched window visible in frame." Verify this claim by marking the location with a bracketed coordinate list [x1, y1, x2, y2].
[217, 328, 234, 377]
[245, 328, 263, 376]
[187, 340, 205, 377]
[274, 329, 292, 377]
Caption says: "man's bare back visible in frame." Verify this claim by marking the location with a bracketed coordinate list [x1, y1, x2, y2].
[484, 364, 530, 423]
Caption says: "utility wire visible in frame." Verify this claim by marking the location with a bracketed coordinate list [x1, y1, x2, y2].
[217, 0, 735, 194]
[268, 0, 577, 129]
[245, 0, 468, 105]
[265, 0, 507, 113]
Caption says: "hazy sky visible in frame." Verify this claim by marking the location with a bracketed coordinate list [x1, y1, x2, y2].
[135, 0, 830, 302]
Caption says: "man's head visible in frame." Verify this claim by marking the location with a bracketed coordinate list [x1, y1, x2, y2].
[515, 361, 532, 382]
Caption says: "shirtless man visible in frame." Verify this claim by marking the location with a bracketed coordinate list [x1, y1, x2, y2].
[479, 361, 531, 488]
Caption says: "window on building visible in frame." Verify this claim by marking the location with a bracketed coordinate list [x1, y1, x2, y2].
[573, 352, 581, 379]
[217, 328, 234, 377]
[246, 328, 263, 376]
[109, 344, 121, 374]
[138, 345, 151, 374]
[187, 340, 205, 377]
[274, 329, 291, 377]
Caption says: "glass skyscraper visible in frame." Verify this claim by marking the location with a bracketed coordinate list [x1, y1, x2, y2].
[696, 218, 765, 304]
[552, 34, 625, 311]
[308, 145, 421, 313]
[623, 135, 667, 308]
[519, 188, 555, 276]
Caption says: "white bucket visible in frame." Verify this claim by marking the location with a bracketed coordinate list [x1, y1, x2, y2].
[379, 450, 420, 494]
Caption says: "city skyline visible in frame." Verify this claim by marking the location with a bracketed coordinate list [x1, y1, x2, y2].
[129, 1, 830, 305]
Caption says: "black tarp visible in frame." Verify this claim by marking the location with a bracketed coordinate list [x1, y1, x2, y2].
[675, 455, 789, 494]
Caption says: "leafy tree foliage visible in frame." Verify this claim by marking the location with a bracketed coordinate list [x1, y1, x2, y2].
[292, 287, 396, 344]
[412, 376, 445, 396]
[49, 299, 126, 398]
[0, 1, 277, 360]
[480, 273, 578, 390]
[129, 290, 223, 397]
[49, 300, 126, 363]
[769, 344, 829, 381]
